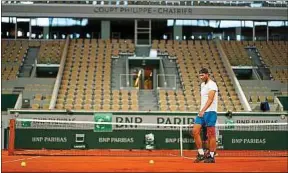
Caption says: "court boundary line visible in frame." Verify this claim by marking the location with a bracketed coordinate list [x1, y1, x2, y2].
[2, 153, 287, 166]
[2, 155, 42, 164]
[2, 150, 66, 164]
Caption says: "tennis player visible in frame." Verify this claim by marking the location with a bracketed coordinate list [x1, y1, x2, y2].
[192, 68, 218, 163]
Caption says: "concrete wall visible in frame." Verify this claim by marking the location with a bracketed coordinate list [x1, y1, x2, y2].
[2, 4, 287, 20]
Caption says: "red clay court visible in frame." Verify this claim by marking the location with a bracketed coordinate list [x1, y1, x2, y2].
[2, 150, 287, 172]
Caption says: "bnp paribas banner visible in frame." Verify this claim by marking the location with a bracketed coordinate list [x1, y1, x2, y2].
[8, 113, 288, 150]
[4, 113, 287, 130]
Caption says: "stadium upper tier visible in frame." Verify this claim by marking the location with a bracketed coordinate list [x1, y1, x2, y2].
[2, 1, 287, 8]
[220, 40, 288, 83]
[1, 40, 65, 81]
[2, 40, 29, 80]
[221, 41, 252, 66]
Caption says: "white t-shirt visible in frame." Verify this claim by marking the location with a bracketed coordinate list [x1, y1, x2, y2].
[200, 79, 218, 112]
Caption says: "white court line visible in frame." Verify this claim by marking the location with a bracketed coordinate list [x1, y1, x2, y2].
[2, 150, 66, 164]
[182, 156, 194, 160]
[2, 155, 42, 164]
[3, 153, 285, 164]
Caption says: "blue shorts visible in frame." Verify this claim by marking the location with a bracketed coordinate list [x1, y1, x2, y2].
[195, 111, 217, 127]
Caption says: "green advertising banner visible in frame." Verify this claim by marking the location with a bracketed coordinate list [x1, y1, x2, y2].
[222, 131, 288, 150]
[14, 129, 287, 150]
[94, 113, 112, 132]
[15, 129, 189, 150]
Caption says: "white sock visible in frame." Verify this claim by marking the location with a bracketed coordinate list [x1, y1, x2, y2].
[198, 149, 204, 155]
[210, 152, 214, 158]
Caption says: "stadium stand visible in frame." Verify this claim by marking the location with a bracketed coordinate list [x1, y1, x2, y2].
[55, 39, 136, 111]
[1, 40, 28, 80]
[24, 83, 54, 110]
[1, 1, 287, 113]
[38, 40, 65, 64]
[255, 41, 288, 83]
[220, 41, 252, 66]
[152, 40, 244, 112]
[2, 37, 286, 112]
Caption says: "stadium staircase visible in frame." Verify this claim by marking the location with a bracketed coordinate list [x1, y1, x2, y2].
[111, 55, 129, 90]
[162, 56, 182, 90]
[18, 48, 39, 77]
[138, 90, 158, 111]
[246, 48, 272, 80]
